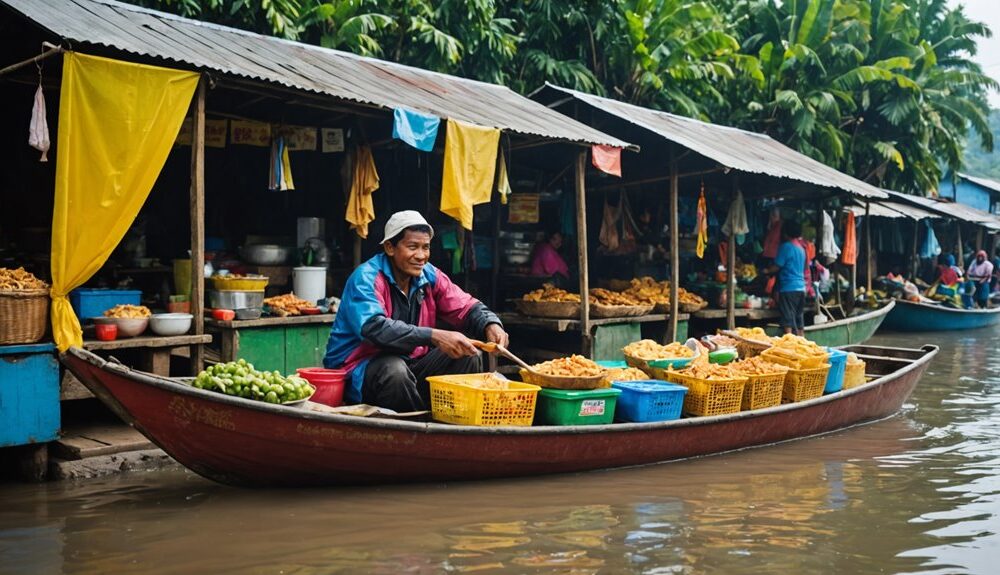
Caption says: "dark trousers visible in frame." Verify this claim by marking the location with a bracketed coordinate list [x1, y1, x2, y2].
[363, 349, 483, 412]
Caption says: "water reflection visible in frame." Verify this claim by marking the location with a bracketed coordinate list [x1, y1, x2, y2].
[2, 330, 1000, 574]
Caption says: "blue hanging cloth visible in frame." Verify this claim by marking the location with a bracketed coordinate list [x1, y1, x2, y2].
[392, 108, 441, 152]
[919, 220, 941, 259]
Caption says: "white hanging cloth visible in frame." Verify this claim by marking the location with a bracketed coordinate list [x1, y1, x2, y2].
[819, 210, 841, 264]
[28, 84, 50, 162]
[721, 189, 749, 244]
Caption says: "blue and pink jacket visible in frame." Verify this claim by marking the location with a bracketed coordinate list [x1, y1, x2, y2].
[323, 253, 500, 403]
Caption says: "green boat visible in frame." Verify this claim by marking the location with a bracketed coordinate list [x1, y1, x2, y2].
[764, 300, 895, 347]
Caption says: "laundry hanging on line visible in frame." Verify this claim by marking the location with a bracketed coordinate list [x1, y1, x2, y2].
[392, 108, 440, 152]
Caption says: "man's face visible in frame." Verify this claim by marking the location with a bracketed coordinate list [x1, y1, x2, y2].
[385, 230, 431, 278]
[550, 233, 563, 250]
[978, 254, 986, 263]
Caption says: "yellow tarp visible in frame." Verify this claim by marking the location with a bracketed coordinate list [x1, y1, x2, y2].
[51, 52, 199, 351]
[440, 119, 499, 229]
[345, 145, 380, 239]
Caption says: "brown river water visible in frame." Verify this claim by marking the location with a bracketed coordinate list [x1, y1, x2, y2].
[2, 330, 999, 574]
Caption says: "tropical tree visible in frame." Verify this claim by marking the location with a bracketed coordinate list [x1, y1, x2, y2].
[130, 0, 305, 39]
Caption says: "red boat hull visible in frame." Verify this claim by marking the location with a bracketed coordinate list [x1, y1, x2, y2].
[62, 345, 936, 487]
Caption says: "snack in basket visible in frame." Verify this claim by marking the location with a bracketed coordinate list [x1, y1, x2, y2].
[588, 288, 643, 306]
[0, 267, 48, 291]
[672, 362, 740, 380]
[729, 356, 789, 376]
[459, 373, 511, 390]
[617, 277, 707, 308]
[760, 334, 829, 369]
[264, 293, 315, 316]
[530, 355, 603, 377]
[678, 289, 706, 306]
[603, 366, 650, 383]
[523, 284, 581, 303]
[734, 326, 771, 342]
[623, 339, 694, 361]
[104, 304, 152, 318]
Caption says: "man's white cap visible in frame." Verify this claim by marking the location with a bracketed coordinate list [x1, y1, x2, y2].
[381, 210, 434, 244]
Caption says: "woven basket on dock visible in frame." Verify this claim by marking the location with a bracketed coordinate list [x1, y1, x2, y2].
[720, 330, 773, 359]
[514, 299, 581, 319]
[519, 369, 609, 390]
[678, 301, 708, 313]
[0, 288, 50, 345]
[589, 303, 654, 319]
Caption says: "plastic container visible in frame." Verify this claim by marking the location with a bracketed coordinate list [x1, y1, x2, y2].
[293, 266, 327, 304]
[843, 360, 866, 389]
[95, 323, 118, 341]
[93, 316, 148, 338]
[708, 348, 738, 364]
[824, 348, 848, 394]
[783, 364, 831, 403]
[149, 313, 193, 336]
[612, 380, 687, 422]
[296, 367, 347, 407]
[536, 388, 622, 426]
[741, 371, 787, 410]
[427, 374, 539, 426]
[70, 289, 141, 322]
[665, 371, 748, 417]
[596, 360, 628, 369]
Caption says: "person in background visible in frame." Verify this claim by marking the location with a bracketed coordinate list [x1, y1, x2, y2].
[765, 219, 807, 336]
[928, 253, 962, 307]
[530, 230, 570, 283]
[323, 211, 509, 413]
[966, 249, 994, 309]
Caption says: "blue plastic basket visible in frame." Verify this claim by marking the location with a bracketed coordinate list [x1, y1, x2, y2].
[824, 348, 848, 394]
[69, 288, 142, 322]
[612, 380, 687, 422]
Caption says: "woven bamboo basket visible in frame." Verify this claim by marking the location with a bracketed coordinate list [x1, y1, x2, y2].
[720, 330, 773, 359]
[515, 299, 581, 319]
[0, 288, 50, 345]
[518, 369, 609, 390]
[678, 300, 708, 313]
[652, 302, 671, 314]
[589, 303, 654, 319]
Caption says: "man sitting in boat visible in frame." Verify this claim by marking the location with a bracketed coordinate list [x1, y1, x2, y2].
[323, 211, 509, 412]
[928, 254, 962, 307]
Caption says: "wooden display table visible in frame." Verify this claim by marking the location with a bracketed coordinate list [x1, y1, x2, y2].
[83, 334, 213, 375]
[206, 314, 336, 373]
[691, 308, 780, 321]
[499, 312, 690, 361]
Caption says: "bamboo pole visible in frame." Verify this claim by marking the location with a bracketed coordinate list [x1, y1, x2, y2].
[0, 42, 62, 77]
[669, 150, 680, 342]
[189, 77, 207, 374]
[726, 177, 737, 330]
[956, 223, 963, 267]
[575, 151, 592, 356]
[911, 219, 920, 279]
[864, 202, 872, 294]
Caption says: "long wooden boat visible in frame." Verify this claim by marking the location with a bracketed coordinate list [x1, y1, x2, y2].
[765, 300, 895, 346]
[62, 344, 937, 487]
[882, 298, 1000, 331]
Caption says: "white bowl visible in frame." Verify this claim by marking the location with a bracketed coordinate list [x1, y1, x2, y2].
[149, 313, 193, 336]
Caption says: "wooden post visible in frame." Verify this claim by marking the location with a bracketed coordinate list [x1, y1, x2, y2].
[911, 218, 920, 279]
[864, 202, 872, 294]
[814, 201, 823, 320]
[189, 76, 206, 373]
[353, 235, 362, 268]
[726, 177, 737, 331]
[976, 228, 984, 253]
[668, 150, 680, 342]
[575, 151, 592, 356]
[956, 223, 963, 267]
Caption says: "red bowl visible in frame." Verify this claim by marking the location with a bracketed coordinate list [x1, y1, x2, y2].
[300, 306, 321, 315]
[95, 323, 118, 341]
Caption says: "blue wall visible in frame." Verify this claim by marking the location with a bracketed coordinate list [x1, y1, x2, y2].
[938, 179, 995, 213]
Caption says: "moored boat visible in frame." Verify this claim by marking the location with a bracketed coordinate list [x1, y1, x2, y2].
[765, 300, 895, 346]
[62, 344, 938, 487]
[881, 298, 1000, 331]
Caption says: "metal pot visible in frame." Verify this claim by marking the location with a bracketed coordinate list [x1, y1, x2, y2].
[240, 244, 291, 265]
[207, 290, 264, 310]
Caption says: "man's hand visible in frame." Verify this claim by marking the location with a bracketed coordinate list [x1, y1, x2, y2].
[430, 329, 478, 359]
[484, 323, 509, 348]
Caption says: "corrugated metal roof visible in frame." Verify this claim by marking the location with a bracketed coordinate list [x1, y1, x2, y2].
[957, 172, 1000, 196]
[534, 84, 887, 200]
[0, 0, 632, 149]
[846, 200, 939, 220]
[884, 190, 1000, 231]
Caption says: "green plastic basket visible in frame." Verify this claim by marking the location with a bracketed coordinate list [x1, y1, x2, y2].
[536, 388, 622, 426]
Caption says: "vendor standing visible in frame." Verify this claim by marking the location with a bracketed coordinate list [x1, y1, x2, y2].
[323, 211, 509, 412]
[766, 220, 807, 336]
[530, 231, 570, 284]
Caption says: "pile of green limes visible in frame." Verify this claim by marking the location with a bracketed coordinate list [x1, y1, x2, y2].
[192, 359, 314, 404]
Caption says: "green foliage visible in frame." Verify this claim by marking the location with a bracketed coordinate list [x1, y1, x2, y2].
[124, 0, 996, 194]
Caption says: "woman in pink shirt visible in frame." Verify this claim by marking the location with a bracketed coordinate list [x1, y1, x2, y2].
[531, 231, 570, 281]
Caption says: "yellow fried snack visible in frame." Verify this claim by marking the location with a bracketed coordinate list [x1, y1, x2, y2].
[264, 293, 315, 316]
[671, 362, 742, 381]
[759, 334, 829, 369]
[618, 277, 707, 307]
[734, 326, 770, 342]
[588, 288, 644, 306]
[104, 304, 152, 318]
[458, 373, 510, 390]
[0, 267, 48, 291]
[530, 355, 603, 377]
[523, 284, 581, 303]
[729, 356, 789, 376]
[623, 340, 695, 361]
[604, 367, 650, 382]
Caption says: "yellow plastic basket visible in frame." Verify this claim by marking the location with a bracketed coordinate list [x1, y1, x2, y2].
[209, 275, 269, 291]
[843, 362, 866, 389]
[740, 371, 787, 411]
[666, 371, 748, 417]
[427, 374, 540, 426]
[782, 364, 830, 403]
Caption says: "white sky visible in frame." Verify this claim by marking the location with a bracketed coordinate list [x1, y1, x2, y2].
[955, 0, 1000, 108]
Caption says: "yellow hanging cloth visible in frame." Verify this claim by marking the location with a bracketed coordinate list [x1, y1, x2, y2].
[695, 184, 708, 259]
[345, 145, 380, 239]
[497, 148, 511, 205]
[440, 119, 500, 229]
[51, 52, 199, 351]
